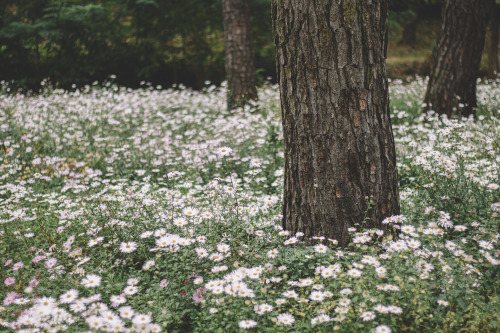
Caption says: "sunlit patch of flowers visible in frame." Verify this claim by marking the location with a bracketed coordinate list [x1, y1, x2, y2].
[0, 78, 498, 332]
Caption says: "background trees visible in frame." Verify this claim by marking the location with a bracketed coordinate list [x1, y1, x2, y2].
[424, 0, 494, 117]
[222, 0, 257, 109]
[272, 0, 400, 246]
[488, 3, 499, 78]
[0, 0, 272, 90]
[0, 0, 497, 91]
[389, 0, 443, 48]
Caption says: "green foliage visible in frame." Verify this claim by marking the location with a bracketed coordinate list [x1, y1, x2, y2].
[0, 0, 123, 89]
[0, 0, 275, 90]
[388, 0, 443, 27]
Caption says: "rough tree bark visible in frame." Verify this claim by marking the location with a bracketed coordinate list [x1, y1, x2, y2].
[221, 0, 258, 109]
[488, 4, 499, 79]
[272, 0, 400, 247]
[424, 0, 493, 118]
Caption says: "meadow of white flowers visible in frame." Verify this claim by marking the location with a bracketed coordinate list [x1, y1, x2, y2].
[0, 78, 498, 332]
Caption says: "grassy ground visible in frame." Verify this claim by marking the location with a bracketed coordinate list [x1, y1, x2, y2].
[0, 78, 499, 332]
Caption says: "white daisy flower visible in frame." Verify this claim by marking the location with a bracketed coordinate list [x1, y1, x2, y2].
[81, 274, 101, 288]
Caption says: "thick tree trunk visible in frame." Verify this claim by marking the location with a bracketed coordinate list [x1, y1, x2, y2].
[488, 4, 499, 79]
[221, 0, 258, 109]
[272, 0, 400, 247]
[424, 0, 493, 118]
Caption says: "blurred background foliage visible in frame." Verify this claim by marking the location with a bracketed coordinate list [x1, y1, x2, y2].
[0, 0, 496, 91]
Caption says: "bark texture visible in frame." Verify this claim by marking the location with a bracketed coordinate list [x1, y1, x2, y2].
[424, 0, 493, 117]
[272, 0, 400, 247]
[488, 4, 499, 79]
[222, 0, 258, 109]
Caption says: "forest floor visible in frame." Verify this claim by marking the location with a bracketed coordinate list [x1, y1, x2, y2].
[0, 78, 499, 332]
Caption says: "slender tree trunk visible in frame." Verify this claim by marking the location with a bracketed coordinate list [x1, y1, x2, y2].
[272, 0, 400, 247]
[424, 0, 493, 118]
[398, 17, 418, 47]
[488, 4, 499, 78]
[222, 0, 258, 109]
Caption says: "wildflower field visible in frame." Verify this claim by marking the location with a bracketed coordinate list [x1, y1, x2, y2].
[0, 78, 499, 333]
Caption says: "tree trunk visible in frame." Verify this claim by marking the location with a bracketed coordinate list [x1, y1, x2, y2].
[222, 0, 258, 109]
[272, 0, 400, 247]
[424, 0, 493, 118]
[488, 4, 499, 79]
[398, 17, 418, 47]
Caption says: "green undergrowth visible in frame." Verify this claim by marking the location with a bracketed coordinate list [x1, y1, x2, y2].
[0, 78, 499, 332]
